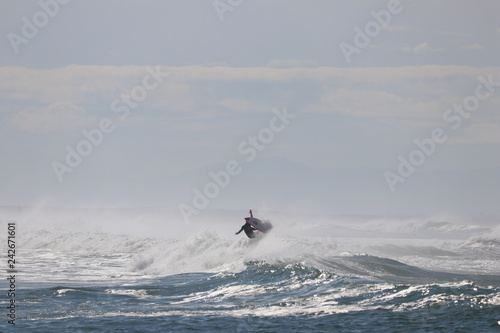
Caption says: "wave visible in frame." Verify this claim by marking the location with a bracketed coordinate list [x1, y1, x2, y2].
[458, 237, 500, 259]
[463, 237, 500, 250]
[20, 229, 167, 253]
[33, 265, 500, 320]
[163, 267, 500, 317]
[370, 244, 458, 257]
[358, 218, 491, 236]
[19, 227, 500, 284]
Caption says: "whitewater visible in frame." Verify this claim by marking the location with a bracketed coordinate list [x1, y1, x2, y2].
[1, 208, 499, 332]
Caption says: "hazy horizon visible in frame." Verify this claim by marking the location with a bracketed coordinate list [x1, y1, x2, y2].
[1, 0, 500, 221]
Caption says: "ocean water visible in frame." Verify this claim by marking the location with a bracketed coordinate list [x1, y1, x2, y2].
[2, 212, 500, 332]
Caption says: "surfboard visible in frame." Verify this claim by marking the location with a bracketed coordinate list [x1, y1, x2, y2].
[245, 217, 273, 233]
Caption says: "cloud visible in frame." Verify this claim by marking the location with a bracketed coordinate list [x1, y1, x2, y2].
[439, 31, 472, 38]
[1, 65, 495, 98]
[461, 43, 485, 50]
[219, 99, 273, 113]
[131, 81, 195, 112]
[0, 66, 144, 106]
[1, 65, 499, 126]
[309, 88, 444, 118]
[403, 42, 444, 54]
[9, 102, 89, 134]
[463, 123, 500, 143]
[266, 59, 317, 68]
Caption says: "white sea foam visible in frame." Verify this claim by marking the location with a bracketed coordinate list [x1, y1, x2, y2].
[3, 207, 499, 289]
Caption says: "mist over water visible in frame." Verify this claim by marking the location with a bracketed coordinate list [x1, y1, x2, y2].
[5, 206, 499, 273]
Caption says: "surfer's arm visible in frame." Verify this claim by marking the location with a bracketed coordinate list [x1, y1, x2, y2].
[235, 228, 243, 235]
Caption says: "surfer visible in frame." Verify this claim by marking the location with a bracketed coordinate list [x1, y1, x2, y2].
[236, 210, 272, 239]
[235, 219, 257, 239]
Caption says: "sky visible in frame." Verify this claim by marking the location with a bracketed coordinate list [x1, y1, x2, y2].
[0, 0, 499, 220]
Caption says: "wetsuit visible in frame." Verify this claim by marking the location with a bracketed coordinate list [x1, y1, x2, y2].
[240, 223, 256, 238]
